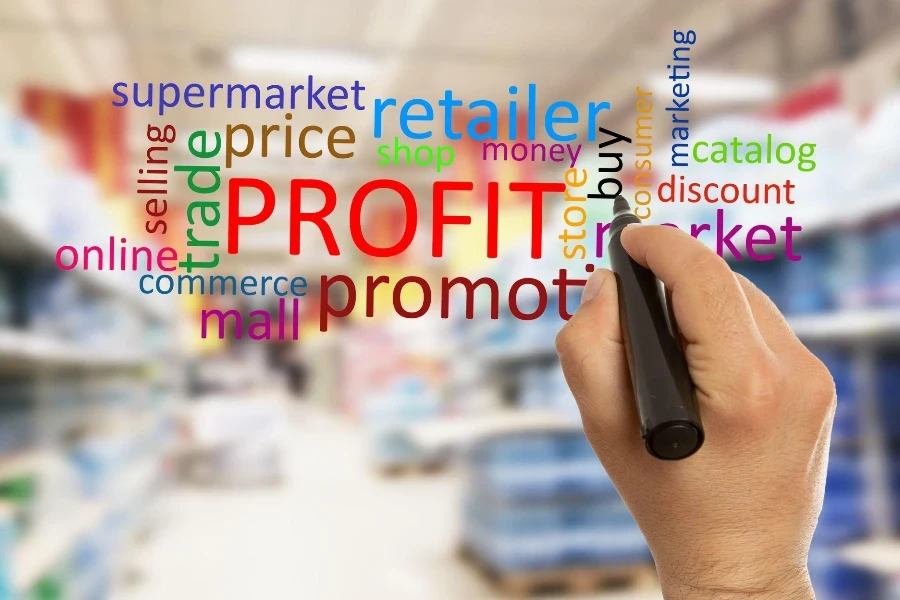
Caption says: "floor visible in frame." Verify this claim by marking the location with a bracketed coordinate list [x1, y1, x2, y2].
[118, 406, 663, 600]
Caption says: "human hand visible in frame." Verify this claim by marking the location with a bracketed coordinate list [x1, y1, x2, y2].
[555, 225, 836, 600]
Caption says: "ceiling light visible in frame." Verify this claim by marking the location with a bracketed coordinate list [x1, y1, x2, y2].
[230, 46, 379, 78]
[649, 71, 779, 104]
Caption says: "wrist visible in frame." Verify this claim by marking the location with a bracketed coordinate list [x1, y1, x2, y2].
[658, 567, 815, 600]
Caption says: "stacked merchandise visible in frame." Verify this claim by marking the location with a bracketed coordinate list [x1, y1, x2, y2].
[362, 375, 447, 472]
[877, 352, 900, 532]
[0, 105, 166, 321]
[477, 292, 568, 361]
[0, 103, 178, 600]
[712, 93, 900, 598]
[709, 93, 900, 321]
[729, 217, 900, 318]
[807, 348, 880, 600]
[458, 263, 582, 365]
[0, 380, 35, 461]
[341, 328, 402, 418]
[445, 238, 656, 592]
[728, 182, 894, 599]
[725, 194, 900, 600]
[342, 323, 450, 473]
[519, 365, 581, 421]
[0, 376, 174, 600]
[177, 395, 288, 487]
[0, 461, 35, 600]
[460, 429, 652, 594]
[0, 103, 169, 358]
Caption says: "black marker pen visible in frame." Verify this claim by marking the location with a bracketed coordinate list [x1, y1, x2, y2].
[607, 196, 704, 460]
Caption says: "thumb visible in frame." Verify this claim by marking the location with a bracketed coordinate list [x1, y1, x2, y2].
[555, 268, 642, 460]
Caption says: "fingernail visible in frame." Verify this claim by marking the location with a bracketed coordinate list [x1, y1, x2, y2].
[581, 270, 606, 305]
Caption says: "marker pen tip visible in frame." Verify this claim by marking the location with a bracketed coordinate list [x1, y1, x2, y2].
[613, 196, 630, 213]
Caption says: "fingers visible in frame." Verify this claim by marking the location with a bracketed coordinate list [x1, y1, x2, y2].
[620, 225, 767, 356]
[555, 269, 643, 460]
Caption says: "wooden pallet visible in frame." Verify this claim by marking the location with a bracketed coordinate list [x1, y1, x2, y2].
[458, 545, 658, 597]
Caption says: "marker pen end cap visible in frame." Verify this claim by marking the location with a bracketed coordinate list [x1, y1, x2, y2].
[648, 422, 702, 460]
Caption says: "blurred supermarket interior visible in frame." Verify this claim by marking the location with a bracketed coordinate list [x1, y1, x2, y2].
[2, 0, 900, 598]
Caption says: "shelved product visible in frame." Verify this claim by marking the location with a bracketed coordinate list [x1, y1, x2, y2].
[809, 547, 884, 600]
[460, 429, 651, 594]
[0, 103, 179, 600]
[363, 376, 447, 471]
[176, 395, 286, 486]
[445, 270, 656, 593]
[709, 92, 900, 598]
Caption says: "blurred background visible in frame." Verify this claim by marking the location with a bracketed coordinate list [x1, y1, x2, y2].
[1, 0, 900, 599]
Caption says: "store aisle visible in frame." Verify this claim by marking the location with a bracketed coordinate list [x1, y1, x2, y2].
[117, 406, 476, 600]
[118, 407, 661, 600]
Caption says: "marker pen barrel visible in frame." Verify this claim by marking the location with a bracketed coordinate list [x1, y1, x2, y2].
[607, 196, 704, 460]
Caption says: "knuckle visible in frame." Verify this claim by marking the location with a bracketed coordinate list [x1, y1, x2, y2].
[803, 354, 837, 413]
[741, 353, 783, 405]
[555, 321, 576, 357]
[729, 354, 786, 434]
[734, 272, 758, 293]
[734, 272, 751, 286]
[692, 256, 738, 310]
[555, 317, 590, 367]
[692, 252, 732, 285]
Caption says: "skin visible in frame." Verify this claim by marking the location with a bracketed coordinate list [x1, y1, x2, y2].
[555, 225, 835, 600]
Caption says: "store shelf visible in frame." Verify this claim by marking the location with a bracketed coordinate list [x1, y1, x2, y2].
[473, 342, 558, 366]
[840, 538, 900, 576]
[0, 206, 170, 322]
[9, 460, 159, 593]
[721, 187, 900, 263]
[407, 410, 580, 453]
[0, 328, 155, 370]
[803, 187, 900, 238]
[116, 456, 161, 507]
[788, 307, 900, 342]
[471, 308, 900, 355]
[0, 207, 56, 262]
[12, 500, 109, 593]
[0, 451, 44, 481]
